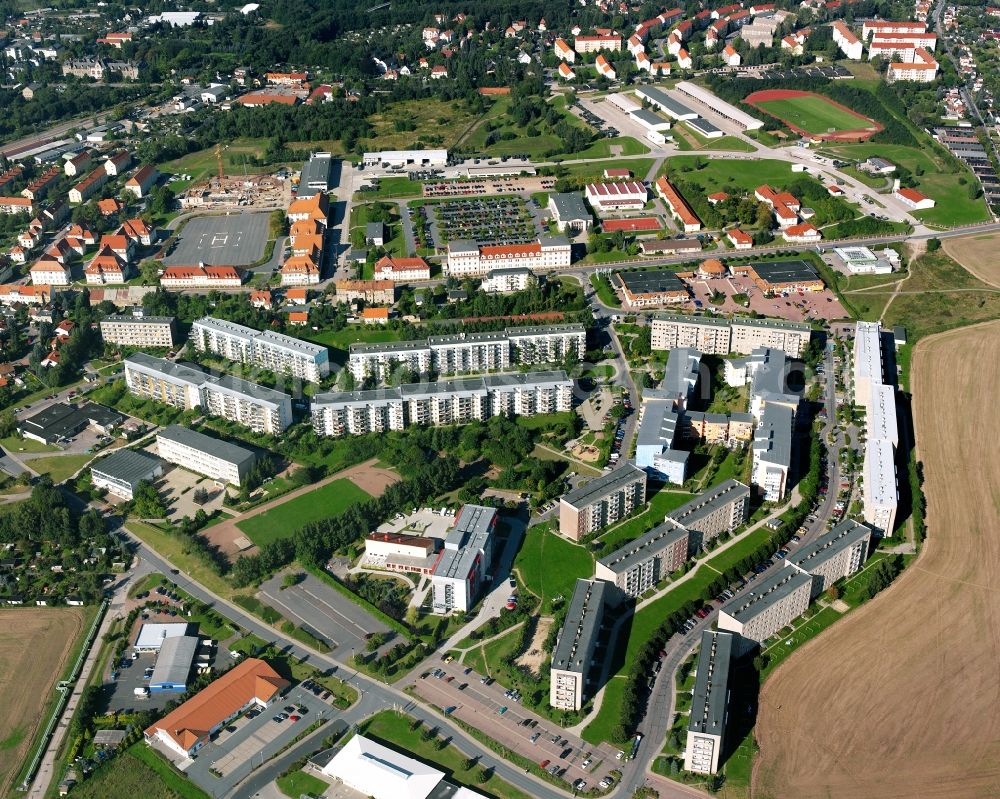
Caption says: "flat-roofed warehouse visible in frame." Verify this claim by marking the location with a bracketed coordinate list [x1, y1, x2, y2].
[155, 424, 257, 486]
[675, 81, 764, 130]
[550, 578, 608, 710]
[90, 448, 164, 500]
[732, 260, 824, 294]
[635, 86, 699, 120]
[684, 630, 734, 775]
[18, 401, 123, 444]
[296, 152, 334, 198]
[616, 269, 689, 308]
[148, 634, 199, 692]
[134, 622, 191, 653]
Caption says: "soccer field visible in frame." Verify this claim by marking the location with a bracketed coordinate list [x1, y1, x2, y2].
[756, 96, 864, 133]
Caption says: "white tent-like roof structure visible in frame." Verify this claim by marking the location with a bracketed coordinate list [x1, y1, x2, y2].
[322, 735, 445, 799]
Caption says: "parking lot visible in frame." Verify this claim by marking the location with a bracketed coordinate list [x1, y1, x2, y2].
[181, 684, 333, 793]
[258, 573, 400, 658]
[427, 197, 538, 246]
[163, 212, 271, 266]
[408, 659, 622, 793]
[142, 460, 229, 520]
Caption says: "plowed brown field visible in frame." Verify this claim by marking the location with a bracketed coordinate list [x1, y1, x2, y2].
[752, 320, 1000, 799]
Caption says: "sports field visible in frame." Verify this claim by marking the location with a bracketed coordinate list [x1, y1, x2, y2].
[235, 478, 372, 546]
[0, 608, 88, 795]
[744, 90, 882, 141]
[753, 320, 1000, 798]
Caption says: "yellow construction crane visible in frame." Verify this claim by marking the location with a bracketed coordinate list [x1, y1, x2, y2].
[214, 143, 224, 182]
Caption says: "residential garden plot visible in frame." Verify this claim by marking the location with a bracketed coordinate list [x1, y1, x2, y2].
[744, 90, 882, 141]
[427, 196, 536, 245]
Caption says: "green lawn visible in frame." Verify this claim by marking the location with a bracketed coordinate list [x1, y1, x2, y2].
[358, 176, 424, 199]
[276, 770, 329, 798]
[127, 521, 235, 598]
[0, 435, 58, 454]
[581, 676, 628, 745]
[752, 94, 874, 135]
[513, 523, 594, 608]
[236, 479, 372, 546]
[28, 453, 92, 483]
[163, 139, 270, 183]
[590, 273, 621, 307]
[305, 326, 404, 352]
[557, 157, 656, 181]
[823, 142, 990, 227]
[704, 135, 757, 153]
[364, 98, 478, 151]
[69, 746, 211, 799]
[702, 524, 774, 575]
[760, 605, 842, 680]
[598, 488, 697, 553]
[661, 157, 795, 195]
[362, 711, 534, 799]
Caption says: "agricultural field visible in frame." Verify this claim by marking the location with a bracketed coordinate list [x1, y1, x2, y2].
[0, 608, 88, 796]
[745, 90, 881, 140]
[235, 478, 373, 546]
[942, 231, 1000, 288]
[753, 320, 1000, 799]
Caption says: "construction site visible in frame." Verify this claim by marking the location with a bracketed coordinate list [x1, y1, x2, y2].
[178, 144, 291, 210]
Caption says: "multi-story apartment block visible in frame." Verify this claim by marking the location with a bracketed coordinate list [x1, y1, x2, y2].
[832, 20, 863, 59]
[684, 631, 734, 775]
[559, 462, 647, 541]
[123, 353, 292, 434]
[853, 321, 898, 534]
[751, 403, 793, 501]
[348, 325, 585, 382]
[430, 504, 496, 614]
[550, 579, 607, 710]
[312, 371, 573, 437]
[428, 331, 512, 374]
[100, 313, 177, 348]
[155, 424, 257, 486]
[634, 399, 687, 484]
[717, 565, 812, 655]
[786, 519, 872, 598]
[333, 280, 395, 305]
[190, 317, 330, 383]
[651, 314, 810, 357]
[595, 521, 689, 599]
[668, 479, 750, 552]
[445, 236, 571, 278]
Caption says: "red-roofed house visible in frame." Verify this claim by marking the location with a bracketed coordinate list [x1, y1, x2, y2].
[727, 228, 753, 250]
[120, 218, 155, 247]
[280, 255, 320, 286]
[67, 225, 97, 246]
[781, 223, 822, 243]
[85, 248, 130, 284]
[707, 191, 730, 205]
[30, 259, 71, 286]
[98, 235, 136, 263]
[288, 310, 309, 326]
[585, 181, 647, 214]
[0, 197, 33, 215]
[893, 186, 935, 209]
[125, 165, 160, 199]
[360, 307, 390, 325]
[284, 287, 309, 304]
[250, 290, 273, 309]
[160, 264, 244, 288]
[723, 44, 741, 65]
[97, 198, 123, 217]
[655, 176, 702, 232]
[54, 320, 75, 339]
[144, 658, 289, 759]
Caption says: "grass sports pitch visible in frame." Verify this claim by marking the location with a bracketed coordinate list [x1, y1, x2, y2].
[745, 89, 882, 141]
[235, 478, 371, 546]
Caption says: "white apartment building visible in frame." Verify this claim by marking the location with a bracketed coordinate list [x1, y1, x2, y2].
[550, 579, 607, 710]
[861, 19, 927, 39]
[123, 353, 293, 434]
[651, 314, 811, 357]
[684, 631, 734, 775]
[667, 479, 751, 550]
[853, 321, 885, 407]
[29, 262, 71, 286]
[155, 424, 257, 486]
[751, 403, 793, 501]
[311, 389, 407, 437]
[100, 314, 177, 348]
[401, 378, 491, 427]
[480, 267, 534, 293]
[445, 236, 571, 278]
[786, 519, 872, 598]
[348, 325, 585, 382]
[574, 34, 622, 53]
[717, 565, 812, 655]
[863, 437, 898, 533]
[190, 317, 330, 383]
[832, 20, 863, 59]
